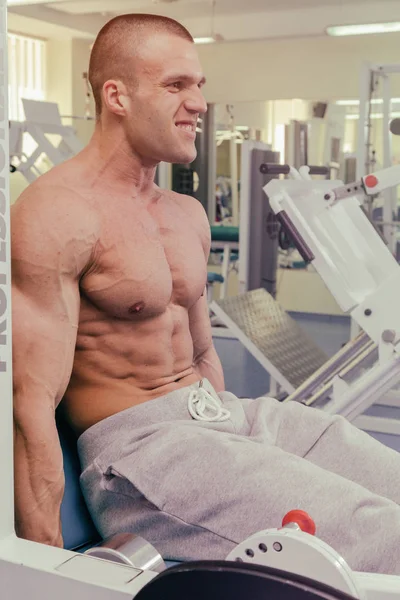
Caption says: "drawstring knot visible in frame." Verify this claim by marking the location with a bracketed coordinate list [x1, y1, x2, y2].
[188, 380, 231, 422]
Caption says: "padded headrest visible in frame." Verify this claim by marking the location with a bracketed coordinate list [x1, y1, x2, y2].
[57, 416, 100, 551]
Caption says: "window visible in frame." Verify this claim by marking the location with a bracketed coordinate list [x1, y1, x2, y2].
[8, 32, 46, 122]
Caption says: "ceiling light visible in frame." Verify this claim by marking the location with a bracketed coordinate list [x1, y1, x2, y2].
[194, 34, 223, 44]
[194, 0, 223, 45]
[345, 111, 400, 120]
[327, 22, 400, 37]
[335, 100, 362, 106]
[336, 98, 400, 106]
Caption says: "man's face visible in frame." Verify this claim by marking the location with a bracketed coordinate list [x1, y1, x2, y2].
[123, 33, 207, 166]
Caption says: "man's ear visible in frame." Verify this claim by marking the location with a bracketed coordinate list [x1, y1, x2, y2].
[102, 79, 129, 116]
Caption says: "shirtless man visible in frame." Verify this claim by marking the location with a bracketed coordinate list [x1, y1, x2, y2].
[11, 13, 400, 575]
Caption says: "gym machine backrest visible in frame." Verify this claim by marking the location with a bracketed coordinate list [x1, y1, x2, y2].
[57, 415, 100, 552]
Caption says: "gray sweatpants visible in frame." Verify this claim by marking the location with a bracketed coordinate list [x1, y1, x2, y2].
[77, 379, 400, 574]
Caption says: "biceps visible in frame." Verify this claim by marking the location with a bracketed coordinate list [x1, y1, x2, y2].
[12, 285, 79, 409]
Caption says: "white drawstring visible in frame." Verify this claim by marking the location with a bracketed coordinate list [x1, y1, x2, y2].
[188, 380, 231, 422]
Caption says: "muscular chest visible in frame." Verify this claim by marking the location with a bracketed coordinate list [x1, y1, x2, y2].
[81, 201, 207, 319]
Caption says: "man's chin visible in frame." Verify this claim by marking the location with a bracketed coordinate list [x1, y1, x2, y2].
[177, 151, 197, 165]
[162, 145, 197, 166]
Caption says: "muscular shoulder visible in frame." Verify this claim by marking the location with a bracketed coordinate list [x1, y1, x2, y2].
[11, 181, 100, 279]
[170, 191, 207, 217]
[169, 192, 211, 253]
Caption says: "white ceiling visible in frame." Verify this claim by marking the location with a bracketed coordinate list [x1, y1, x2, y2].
[7, 0, 400, 43]
[45, 0, 380, 18]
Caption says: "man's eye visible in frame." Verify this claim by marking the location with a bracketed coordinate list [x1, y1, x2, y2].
[171, 82, 181, 89]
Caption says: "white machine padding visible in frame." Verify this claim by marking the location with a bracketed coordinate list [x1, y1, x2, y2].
[22, 98, 63, 126]
[212, 289, 328, 391]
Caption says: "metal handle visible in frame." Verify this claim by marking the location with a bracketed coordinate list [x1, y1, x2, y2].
[260, 163, 290, 175]
[275, 211, 315, 263]
[286, 332, 371, 404]
[259, 164, 329, 177]
[307, 166, 329, 176]
[304, 343, 378, 408]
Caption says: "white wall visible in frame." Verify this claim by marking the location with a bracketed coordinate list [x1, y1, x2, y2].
[197, 32, 400, 104]
[216, 101, 269, 130]
[71, 39, 95, 145]
[47, 39, 73, 116]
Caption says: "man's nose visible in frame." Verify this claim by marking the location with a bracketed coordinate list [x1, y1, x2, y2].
[185, 87, 208, 115]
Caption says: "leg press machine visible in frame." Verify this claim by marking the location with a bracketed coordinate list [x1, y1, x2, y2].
[212, 163, 400, 438]
[2, 6, 400, 598]
[261, 163, 400, 426]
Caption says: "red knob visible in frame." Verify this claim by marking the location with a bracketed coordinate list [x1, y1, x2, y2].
[282, 510, 316, 535]
[364, 174, 378, 189]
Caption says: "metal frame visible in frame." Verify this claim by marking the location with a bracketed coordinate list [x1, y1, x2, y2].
[213, 149, 400, 425]
[356, 62, 400, 255]
[265, 165, 400, 434]
[206, 104, 217, 225]
[0, 2, 13, 543]
[354, 414, 400, 436]
[212, 289, 400, 436]
[238, 140, 271, 295]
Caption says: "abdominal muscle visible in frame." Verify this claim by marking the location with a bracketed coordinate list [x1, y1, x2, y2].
[61, 303, 200, 435]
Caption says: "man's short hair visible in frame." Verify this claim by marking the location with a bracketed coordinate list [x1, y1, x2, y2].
[88, 14, 194, 118]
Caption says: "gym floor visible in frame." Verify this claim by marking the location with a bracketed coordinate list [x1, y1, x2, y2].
[213, 311, 400, 453]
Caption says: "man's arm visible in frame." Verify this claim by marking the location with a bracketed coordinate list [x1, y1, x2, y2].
[11, 186, 96, 546]
[180, 193, 225, 391]
[189, 290, 225, 392]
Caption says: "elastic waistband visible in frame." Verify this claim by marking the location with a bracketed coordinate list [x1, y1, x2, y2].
[77, 378, 213, 465]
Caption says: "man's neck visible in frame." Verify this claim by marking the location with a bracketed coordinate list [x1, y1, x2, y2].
[84, 125, 158, 196]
